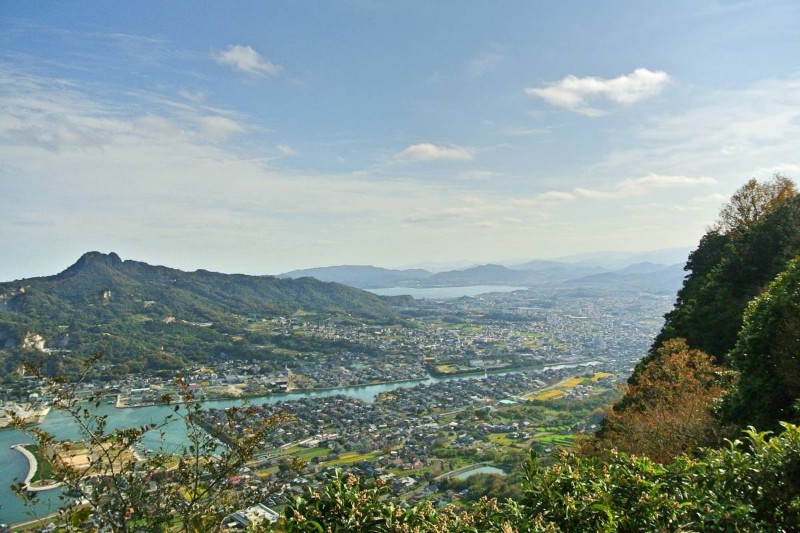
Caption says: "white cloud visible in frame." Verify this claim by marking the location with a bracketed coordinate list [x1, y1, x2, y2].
[465, 49, 504, 78]
[403, 204, 498, 225]
[526, 68, 670, 115]
[277, 143, 298, 156]
[620, 174, 717, 191]
[691, 193, 729, 203]
[493, 126, 553, 136]
[399, 143, 473, 161]
[3, 67, 521, 277]
[213, 44, 282, 76]
[178, 89, 206, 103]
[198, 115, 244, 139]
[508, 190, 577, 208]
[457, 170, 501, 181]
[574, 174, 717, 200]
[536, 190, 577, 202]
[670, 205, 702, 212]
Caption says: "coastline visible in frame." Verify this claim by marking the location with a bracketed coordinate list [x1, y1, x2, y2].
[0, 404, 52, 429]
[10, 444, 61, 492]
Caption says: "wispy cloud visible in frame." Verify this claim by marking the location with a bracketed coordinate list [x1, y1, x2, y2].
[536, 190, 577, 202]
[277, 143, 298, 156]
[0, 66, 506, 274]
[691, 193, 728, 203]
[403, 203, 503, 225]
[465, 48, 505, 78]
[492, 126, 553, 137]
[526, 68, 670, 115]
[178, 89, 206, 103]
[595, 75, 800, 182]
[197, 115, 244, 139]
[398, 143, 473, 161]
[212, 44, 283, 76]
[574, 174, 716, 199]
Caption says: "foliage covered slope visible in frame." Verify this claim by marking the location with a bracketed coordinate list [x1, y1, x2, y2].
[0, 252, 398, 377]
[592, 175, 800, 460]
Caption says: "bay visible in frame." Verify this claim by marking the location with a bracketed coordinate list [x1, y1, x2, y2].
[367, 285, 527, 299]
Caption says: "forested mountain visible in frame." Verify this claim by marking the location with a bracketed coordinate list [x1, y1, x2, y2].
[592, 175, 800, 460]
[0, 252, 397, 377]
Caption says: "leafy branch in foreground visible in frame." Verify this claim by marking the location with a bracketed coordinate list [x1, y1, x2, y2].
[13, 354, 282, 532]
[258, 424, 800, 532]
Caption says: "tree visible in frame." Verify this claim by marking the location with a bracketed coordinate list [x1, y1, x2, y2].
[712, 174, 796, 235]
[637, 176, 800, 365]
[724, 255, 800, 430]
[13, 354, 281, 532]
[588, 339, 733, 462]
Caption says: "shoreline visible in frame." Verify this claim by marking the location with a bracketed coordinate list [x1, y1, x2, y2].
[10, 444, 61, 492]
[0, 404, 52, 429]
[113, 374, 433, 409]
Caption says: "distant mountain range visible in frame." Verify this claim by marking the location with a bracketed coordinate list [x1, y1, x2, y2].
[279, 265, 432, 289]
[545, 247, 692, 270]
[279, 248, 690, 293]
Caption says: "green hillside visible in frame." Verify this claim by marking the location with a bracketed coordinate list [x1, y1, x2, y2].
[0, 252, 398, 378]
[592, 175, 800, 461]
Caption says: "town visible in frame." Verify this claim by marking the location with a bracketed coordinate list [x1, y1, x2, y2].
[1, 285, 673, 528]
[1, 286, 671, 411]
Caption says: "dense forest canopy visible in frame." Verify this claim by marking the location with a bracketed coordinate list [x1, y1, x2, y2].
[594, 174, 800, 460]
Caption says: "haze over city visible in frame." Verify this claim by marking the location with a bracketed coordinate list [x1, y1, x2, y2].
[2, 1, 799, 281]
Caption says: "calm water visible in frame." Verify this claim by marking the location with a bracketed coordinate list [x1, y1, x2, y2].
[367, 285, 528, 299]
[0, 375, 463, 524]
[453, 465, 507, 480]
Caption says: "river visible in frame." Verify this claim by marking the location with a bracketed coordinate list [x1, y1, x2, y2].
[0, 361, 598, 524]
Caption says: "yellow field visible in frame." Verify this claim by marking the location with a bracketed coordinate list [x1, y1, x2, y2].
[528, 389, 565, 401]
[525, 371, 613, 401]
[560, 376, 585, 388]
[324, 451, 376, 466]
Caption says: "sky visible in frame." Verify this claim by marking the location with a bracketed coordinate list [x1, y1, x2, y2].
[1, 1, 799, 281]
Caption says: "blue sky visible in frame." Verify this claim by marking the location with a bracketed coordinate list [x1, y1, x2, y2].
[1, 1, 799, 280]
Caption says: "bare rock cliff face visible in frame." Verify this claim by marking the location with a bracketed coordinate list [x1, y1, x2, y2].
[22, 332, 46, 352]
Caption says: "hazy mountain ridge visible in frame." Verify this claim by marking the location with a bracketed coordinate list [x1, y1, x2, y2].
[278, 265, 433, 289]
[281, 251, 689, 293]
[564, 263, 686, 293]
